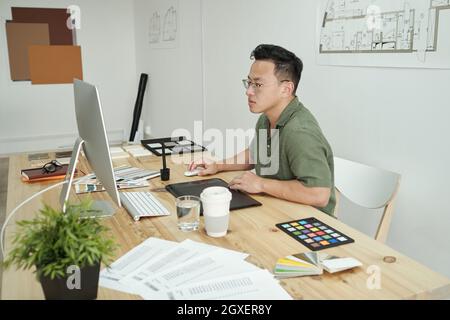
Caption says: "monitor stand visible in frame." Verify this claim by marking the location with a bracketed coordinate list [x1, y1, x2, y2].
[80, 200, 115, 219]
[59, 137, 116, 217]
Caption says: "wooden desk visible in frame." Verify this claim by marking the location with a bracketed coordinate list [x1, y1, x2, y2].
[2, 152, 450, 300]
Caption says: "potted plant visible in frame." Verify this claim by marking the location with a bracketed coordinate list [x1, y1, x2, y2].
[3, 200, 117, 300]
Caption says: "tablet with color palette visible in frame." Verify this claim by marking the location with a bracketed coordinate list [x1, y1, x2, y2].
[276, 217, 354, 251]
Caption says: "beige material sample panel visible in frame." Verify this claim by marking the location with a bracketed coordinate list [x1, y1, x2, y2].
[5, 22, 50, 81]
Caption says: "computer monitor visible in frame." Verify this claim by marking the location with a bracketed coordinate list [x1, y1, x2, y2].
[59, 79, 121, 215]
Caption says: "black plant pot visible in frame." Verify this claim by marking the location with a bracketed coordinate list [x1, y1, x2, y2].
[38, 262, 100, 300]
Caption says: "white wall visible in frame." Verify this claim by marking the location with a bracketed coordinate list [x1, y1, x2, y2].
[135, 0, 450, 278]
[2, 0, 449, 278]
[203, 0, 450, 278]
[0, 0, 137, 154]
[133, 0, 203, 140]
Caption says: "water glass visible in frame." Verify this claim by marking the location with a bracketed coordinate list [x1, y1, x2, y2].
[176, 195, 200, 232]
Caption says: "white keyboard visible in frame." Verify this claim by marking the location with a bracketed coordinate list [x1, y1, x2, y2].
[119, 192, 170, 221]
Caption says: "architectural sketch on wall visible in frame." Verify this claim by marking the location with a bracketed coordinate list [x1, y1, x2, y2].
[149, 11, 161, 44]
[148, 0, 179, 49]
[316, 0, 450, 68]
[163, 6, 177, 41]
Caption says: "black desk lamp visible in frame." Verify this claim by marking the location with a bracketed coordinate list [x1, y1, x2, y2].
[160, 143, 170, 181]
[140, 136, 186, 181]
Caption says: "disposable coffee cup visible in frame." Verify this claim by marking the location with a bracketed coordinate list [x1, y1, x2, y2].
[200, 186, 232, 237]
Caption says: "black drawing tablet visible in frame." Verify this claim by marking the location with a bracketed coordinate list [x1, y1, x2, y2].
[165, 178, 262, 214]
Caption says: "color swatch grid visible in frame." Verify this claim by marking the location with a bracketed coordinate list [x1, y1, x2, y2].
[276, 217, 354, 251]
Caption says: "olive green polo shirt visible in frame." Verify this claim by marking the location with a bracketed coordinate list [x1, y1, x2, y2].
[250, 97, 336, 216]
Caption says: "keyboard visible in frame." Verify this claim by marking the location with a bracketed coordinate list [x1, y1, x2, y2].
[119, 192, 170, 221]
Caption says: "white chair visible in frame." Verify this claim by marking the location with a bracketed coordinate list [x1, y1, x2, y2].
[333, 156, 401, 243]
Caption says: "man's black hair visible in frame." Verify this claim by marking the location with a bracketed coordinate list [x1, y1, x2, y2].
[250, 44, 303, 94]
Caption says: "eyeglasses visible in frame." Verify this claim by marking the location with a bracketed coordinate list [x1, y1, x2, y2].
[41, 160, 62, 174]
[242, 79, 290, 92]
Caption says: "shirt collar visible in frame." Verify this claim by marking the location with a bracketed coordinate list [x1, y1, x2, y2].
[262, 97, 302, 129]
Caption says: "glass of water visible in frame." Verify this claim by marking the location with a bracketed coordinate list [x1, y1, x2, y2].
[176, 195, 200, 232]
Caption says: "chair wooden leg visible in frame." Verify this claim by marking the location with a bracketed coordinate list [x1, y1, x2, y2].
[375, 178, 400, 243]
[375, 200, 395, 243]
[333, 189, 340, 219]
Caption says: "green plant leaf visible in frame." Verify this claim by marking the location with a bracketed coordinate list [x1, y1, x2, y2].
[3, 200, 117, 280]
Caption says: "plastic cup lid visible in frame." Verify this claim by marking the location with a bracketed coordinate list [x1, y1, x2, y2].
[200, 186, 232, 202]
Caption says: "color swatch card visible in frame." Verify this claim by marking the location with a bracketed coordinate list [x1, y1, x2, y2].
[274, 252, 362, 278]
[274, 252, 324, 277]
[276, 217, 355, 251]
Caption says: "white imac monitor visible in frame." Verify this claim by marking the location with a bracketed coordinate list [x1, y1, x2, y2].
[60, 79, 121, 215]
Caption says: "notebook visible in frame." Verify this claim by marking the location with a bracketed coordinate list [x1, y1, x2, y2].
[274, 252, 362, 278]
[165, 178, 262, 214]
[21, 164, 74, 182]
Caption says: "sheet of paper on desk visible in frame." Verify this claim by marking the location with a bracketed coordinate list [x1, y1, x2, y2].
[99, 237, 177, 294]
[122, 144, 147, 151]
[114, 166, 160, 181]
[164, 270, 292, 300]
[110, 146, 130, 159]
[129, 148, 153, 157]
[322, 257, 362, 273]
[74, 180, 150, 194]
[110, 147, 126, 153]
[121, 144, 154, 157]
[74, 166, 158, 194]
[76, 166, 158, 183]
[119, 239, 248, 289]
[136, 250, 260, 299]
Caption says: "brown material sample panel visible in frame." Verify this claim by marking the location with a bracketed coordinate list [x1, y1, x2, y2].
[5, 22, 50, 80]
[11, 7, 74, 45]
[28, 45, 83, 84]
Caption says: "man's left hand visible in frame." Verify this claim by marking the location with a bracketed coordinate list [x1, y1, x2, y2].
[229, 171, 264, 194]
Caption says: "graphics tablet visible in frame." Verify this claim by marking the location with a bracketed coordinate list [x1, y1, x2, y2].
[165, 178, 262, 214]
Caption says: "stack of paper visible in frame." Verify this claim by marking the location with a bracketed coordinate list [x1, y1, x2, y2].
[55, 150, 73, 165]
[274, 252, 362, 278]
[122, 144, 153, 157]
[110, 147, 131, 159]
[100, 238, 292, 300]
[114, 166, 160, 181]
[74, 165, 159, 194]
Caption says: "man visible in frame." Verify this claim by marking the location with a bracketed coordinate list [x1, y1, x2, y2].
[189, 44, 335, 215]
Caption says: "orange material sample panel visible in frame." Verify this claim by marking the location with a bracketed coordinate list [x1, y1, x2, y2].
[28, 45, 83, 84]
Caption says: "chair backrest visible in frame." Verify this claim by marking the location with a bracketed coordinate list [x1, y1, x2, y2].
[333, 156, 401, 242]
[334, 157, 400, 209]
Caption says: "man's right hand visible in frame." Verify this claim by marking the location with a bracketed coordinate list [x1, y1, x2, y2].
[188, 159, 220, 176]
